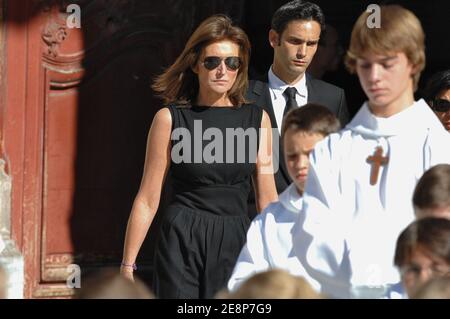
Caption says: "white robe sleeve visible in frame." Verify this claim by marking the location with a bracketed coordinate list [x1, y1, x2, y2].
[292, 134, 352, 298]
[227, 212, 270, 292]
[425, 128, 450, 166]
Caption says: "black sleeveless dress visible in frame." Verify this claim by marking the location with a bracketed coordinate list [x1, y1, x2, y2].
[153, 104, 263, 299]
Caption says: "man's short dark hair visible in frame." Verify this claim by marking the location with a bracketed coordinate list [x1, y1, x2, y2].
[271, 1, 325, 36]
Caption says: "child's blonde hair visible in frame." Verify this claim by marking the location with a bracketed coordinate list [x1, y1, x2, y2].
[218, 269, 322, 299]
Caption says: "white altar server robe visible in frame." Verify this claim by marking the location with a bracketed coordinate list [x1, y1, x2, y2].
[292, 100, 450, 298]
[228, 184, 319, 292]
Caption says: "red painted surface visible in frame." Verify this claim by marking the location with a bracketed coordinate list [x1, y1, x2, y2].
[2, 1, 176, 298]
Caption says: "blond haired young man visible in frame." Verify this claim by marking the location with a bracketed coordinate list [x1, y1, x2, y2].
[292, 5, 450, 298]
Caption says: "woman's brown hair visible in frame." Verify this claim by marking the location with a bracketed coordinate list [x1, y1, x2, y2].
[152, 14, 251, 106]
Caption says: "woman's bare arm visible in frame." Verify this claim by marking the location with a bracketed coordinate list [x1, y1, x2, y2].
[252, 110, 278, 213]
[121, 108, 172, 276]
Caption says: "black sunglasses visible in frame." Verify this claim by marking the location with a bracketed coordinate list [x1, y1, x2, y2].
[202, 56, 241, 71]
[431, 99, 450, 112]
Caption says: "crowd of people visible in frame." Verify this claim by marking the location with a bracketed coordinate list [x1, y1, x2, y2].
[118, 0, 449, 299]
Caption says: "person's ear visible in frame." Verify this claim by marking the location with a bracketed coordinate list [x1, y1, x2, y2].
[269, 29, 280, 48]
[407, 56, 422, 76]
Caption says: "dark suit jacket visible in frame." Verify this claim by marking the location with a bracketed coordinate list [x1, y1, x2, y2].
[247, 73, 349, 218]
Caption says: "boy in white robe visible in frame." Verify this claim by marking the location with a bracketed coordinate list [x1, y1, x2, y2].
[292, 5, 450, 299]
[227, 103, 340, 292]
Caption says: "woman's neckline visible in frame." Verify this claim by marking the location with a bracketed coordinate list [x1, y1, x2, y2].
[193, 104, 240, 109]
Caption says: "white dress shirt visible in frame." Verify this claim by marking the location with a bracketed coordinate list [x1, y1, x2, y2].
[268, 67, 308, 133]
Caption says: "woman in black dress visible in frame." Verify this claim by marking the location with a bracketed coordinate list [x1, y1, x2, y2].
[120, 15, 278, 298]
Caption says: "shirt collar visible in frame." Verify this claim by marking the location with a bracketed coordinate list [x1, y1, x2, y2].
[279, 183, 303, 213]
[268, 66, 307, 98]
[346, 99, 445, 138]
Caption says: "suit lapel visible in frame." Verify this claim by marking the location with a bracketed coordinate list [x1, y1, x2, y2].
[306, 73, 317, 103]
[250, 76, 290, 186]
[276, 121, 290, 186]
[252, 80, 278, 130]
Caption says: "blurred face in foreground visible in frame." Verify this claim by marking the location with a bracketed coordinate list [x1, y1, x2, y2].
[400, 246, 450, 298]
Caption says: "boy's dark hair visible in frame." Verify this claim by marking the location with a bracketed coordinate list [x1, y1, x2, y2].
[394, 217, 450, 268]
[271, 1, 325, 37]
[413, 164, 450, 212]
[281, 103, 340, 140]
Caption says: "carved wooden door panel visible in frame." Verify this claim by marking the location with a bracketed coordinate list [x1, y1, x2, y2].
[18, 1, 177, 298]
[42, 1, 182, 297]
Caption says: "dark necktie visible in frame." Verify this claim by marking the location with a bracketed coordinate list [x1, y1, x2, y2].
[283, 87, 298, 117]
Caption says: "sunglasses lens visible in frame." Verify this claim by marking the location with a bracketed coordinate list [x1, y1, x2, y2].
[203, 56, 241, 71]
[225, 57, 241, 70]
[433, 99, 450, 112]
[203, 57, 221, 70]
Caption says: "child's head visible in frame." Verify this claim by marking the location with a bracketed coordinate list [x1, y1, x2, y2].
[76, 269, 154, 299]
[394, 217, 450, 298]
[413, 164, 450, 220]
[281, 104, 340, 194]
[219, 269, 322, 299]
[345, 5, 425, 110]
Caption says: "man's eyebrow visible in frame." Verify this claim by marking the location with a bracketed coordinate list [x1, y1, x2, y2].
[286, 36, 320, 42]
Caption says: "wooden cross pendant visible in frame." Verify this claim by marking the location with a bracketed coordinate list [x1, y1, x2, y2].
[366, 146, 389, 185]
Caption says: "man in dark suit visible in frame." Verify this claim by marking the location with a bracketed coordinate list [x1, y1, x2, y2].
[247, 1, 349, 217]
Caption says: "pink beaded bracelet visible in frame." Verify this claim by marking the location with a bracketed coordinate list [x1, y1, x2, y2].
[121, 262, 137, 270]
